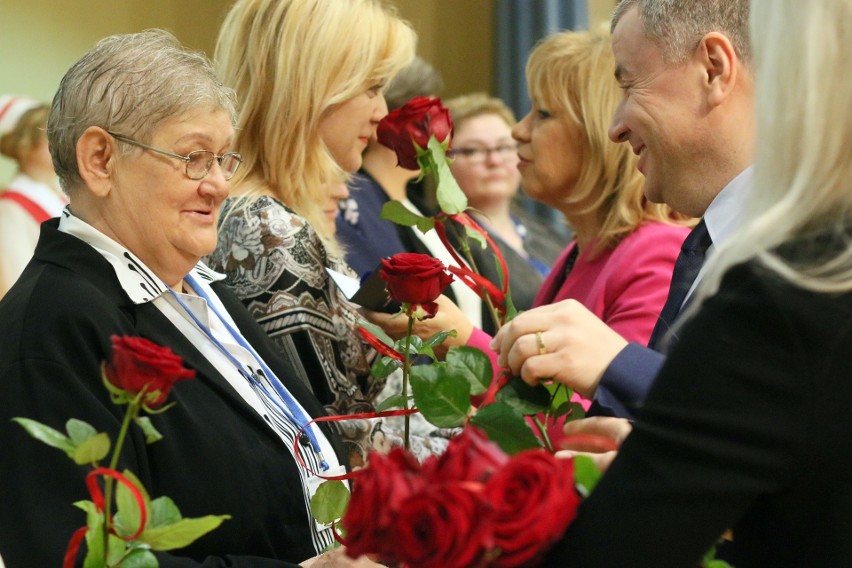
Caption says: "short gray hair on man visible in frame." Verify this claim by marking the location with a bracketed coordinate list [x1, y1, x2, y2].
[612, 0, 750, 66]
[48, 29, 237, 194]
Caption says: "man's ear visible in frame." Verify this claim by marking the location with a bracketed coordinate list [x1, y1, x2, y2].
[76, 126, 116, 197]
[697, 32, 739, 108]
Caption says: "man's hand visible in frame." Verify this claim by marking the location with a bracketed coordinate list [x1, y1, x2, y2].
[490, 299, 628, 398]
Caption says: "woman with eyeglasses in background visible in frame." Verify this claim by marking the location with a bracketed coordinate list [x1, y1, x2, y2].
[444, 93, 567, 313]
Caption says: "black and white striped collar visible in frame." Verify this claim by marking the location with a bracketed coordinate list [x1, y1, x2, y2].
[58, 207, 225, 305]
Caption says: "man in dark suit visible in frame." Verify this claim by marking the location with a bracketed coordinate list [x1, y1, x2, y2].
[491, 0, 755, 419]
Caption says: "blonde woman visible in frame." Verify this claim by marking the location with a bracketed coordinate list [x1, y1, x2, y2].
[206, 0, 420, 465]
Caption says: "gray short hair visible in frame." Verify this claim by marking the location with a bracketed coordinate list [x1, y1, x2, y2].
[612, 0, 750, 66]
[384, 56, 444, 110]
[48, 29, 237, 193]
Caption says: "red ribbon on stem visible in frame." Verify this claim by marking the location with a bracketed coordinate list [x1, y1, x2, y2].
[63, 467, 149, 568]
[433, 213, 508, 313]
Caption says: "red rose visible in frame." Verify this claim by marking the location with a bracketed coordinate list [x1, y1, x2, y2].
[105, 335, 195, 408]
[379, 253, 453, 317]
[377, 96, 453, 170]
[343, 448, 425, 560]
[424, 426, 508, 483]
[485, 451, 581, 567]
[393, 482, 492, 568]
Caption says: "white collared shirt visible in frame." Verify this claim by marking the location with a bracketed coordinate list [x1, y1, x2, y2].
[685, 165, 753, 302]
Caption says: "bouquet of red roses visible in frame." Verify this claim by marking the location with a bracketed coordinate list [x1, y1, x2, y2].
[341, 427, 585, 568]
[303, 97, 598, 568]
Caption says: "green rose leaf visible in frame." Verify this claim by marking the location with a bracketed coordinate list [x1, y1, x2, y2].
[424, 329, 456, 350]
[371, 357, 400, 379]
[497, 376, 551, 415]
[445, 346, 492, 396]
[73, 500, 101, 528]
[12, 417, 75, 457]
[359, 320, 396, 347]
[469, 402, 542, 455]
[72, 432, 111, 465]
[430, 137, 468, 214]
[545, 382, 570, 409]
[400, 335, 424, 355]
[148, 496, 182, 528]
[134, 416, 163, 444]
[311, 480, 350, 525]
[376, 394, 411, 412]
[140, 515, 231, 551]
[561, 402, 587, 426]
[140, 495, 230, 550]
[114, 470, 152, 538]
[572, 454, 603, 498]
[381, 200, 435, 234]
[464, 225, 487, 250]
[410, 364, 471, 427]
[701, 545, 735, 568]
[116, 547, 159, 568]
[77, 503, 125, 568]
[551, 401, 574, 419]
[66, 418, 98, 445]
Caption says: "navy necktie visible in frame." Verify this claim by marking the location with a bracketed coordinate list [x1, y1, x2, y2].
[648, 219, 712, 350]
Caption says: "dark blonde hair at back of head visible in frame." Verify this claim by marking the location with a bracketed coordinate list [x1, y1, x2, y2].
[526, 25, 688, 256]
[443, 92, 517, 131]
[0, 105, 49, 163]
[215, 0, 417, 253]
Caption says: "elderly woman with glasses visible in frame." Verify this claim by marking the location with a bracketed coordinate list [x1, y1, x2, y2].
[0, 30, 382, 568]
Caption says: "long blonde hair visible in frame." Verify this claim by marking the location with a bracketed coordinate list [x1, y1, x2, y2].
[525, 26, 686, 256]
[694, 0, 852, 304]
[216, 0, 416, 254]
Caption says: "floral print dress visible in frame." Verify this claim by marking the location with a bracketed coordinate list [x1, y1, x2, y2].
[206, 195, 445, 465]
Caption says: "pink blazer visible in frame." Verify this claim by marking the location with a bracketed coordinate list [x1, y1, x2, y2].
[468, 221, 688, 419]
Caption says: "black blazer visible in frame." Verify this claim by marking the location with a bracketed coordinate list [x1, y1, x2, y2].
[0, 220, 345, 567]
[548, 231, 852, 567]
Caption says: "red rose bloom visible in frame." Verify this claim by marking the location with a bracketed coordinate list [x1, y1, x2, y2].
[393, 482, 492, 568]
[377, 96, 453, 170]
[425, 426, 508, 483]
[379, 253, 453, 318]
[105, 335, 195, 408]
[485, 451, 581, 567]
[343, 448, 425, 560]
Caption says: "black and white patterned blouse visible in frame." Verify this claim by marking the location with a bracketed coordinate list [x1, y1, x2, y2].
[207, 196, 446, 464]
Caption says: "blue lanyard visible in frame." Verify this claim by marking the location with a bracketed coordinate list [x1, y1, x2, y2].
[168, 273, 329, 470]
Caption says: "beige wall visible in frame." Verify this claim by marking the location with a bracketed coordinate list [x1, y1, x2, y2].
[0, 0, 616, 181]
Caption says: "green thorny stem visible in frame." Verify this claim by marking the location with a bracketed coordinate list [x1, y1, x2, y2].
[102, 388, 146, 559]
[453, 235, 504, 332]
[402, 311, 416, 450]
[533, 383, 571, 453]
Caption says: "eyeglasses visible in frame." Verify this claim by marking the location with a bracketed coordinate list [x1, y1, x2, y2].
[447, 143, 518, 164]
[107, 131, 243, 181]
